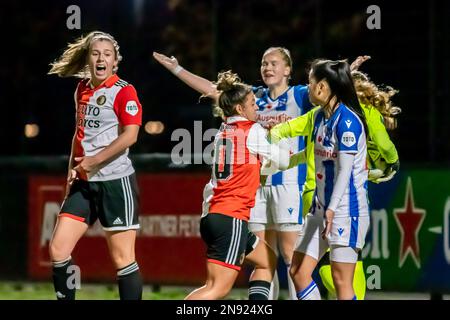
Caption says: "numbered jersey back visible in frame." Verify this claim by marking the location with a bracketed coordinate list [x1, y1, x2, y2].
[203, 120, 261, 221]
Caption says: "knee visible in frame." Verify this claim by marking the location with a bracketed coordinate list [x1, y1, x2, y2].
[331, 272, 349, 289]
[257, 245, 278, 270]
[279, 238, 296, 266]
[280, 247, 294, 266]
[49, 240, 71, 262]
[267, 247, 279, 271]
[216, 286, 232, 299]
[289, 264, 298, 280]
[290, 263, 312, 285]
[207, 280, 233, 299]
[290, 267, 305, 285]
[110, 249, 135, 269]
[288, 252, 302, 279]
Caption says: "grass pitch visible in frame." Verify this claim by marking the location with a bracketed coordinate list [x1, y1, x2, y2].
[0, 281, 251, 300]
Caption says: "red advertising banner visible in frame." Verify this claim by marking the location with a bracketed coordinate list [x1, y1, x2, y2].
[28, 173, 251, 286]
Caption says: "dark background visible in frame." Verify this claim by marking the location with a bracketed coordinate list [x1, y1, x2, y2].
[1, 0, 449, 165]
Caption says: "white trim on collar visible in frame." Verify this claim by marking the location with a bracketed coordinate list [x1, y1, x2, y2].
[226, 116, 248, 123]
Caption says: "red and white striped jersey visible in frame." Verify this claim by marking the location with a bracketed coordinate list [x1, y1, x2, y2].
[74, 74, 142, 181]
[202, 116, 289, 221]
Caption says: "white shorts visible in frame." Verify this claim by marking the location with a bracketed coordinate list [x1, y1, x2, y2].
[294, 213, 370, 263]
[249, 185, 304, 230]
[248, 222, 304, 233]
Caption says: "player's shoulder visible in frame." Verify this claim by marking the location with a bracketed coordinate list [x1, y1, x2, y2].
[113, 78, 140, 100]
[76, 78, 89, 91]
[362, 103, 383, 122]
[248, 121, 267, 136]
[250, 121, 265, 130]
[338, 104, 362, 122]
[112, 76, 130, 88]
[292, 84, 308, 100]
[252, 86, 267, 99]
[292, 83, 308, 91]
[310, 106, 321, 117]
[336, 104, 363, 131]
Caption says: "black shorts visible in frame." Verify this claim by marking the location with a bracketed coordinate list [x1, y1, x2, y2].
[60, 173, 140, 231]
[200, 213, 259, 271]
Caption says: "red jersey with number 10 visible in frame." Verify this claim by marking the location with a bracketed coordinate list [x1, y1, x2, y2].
[202, 117, 263, 221]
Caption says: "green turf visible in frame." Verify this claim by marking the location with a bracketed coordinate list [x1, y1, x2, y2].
[0, 282, 251, 300]
[2, 282, 443, 300]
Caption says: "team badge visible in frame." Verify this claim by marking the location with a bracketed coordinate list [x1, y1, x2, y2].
[126, 101, 139, 116]
[96, 95, 106, 105]
[341, 131, 356, 147]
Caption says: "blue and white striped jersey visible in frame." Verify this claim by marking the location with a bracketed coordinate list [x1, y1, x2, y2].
[253, 85, 313, 186]
[311, 104, 369, 218]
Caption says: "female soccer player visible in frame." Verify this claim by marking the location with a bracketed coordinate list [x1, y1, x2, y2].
[154, 48, 313, 299]
[185, 70, 290, 300]
[48, 31, 143, 300]
[317, 69, 401, 299]
[271, 59, 370, 300]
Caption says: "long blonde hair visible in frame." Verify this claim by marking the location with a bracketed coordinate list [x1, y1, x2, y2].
[48, 31, 122, 78]
[352, 71, 401, 130]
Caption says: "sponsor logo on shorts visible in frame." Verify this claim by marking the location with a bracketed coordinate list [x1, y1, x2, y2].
[288, 208, 293, 215]
[338, 228, 344, 236]
[113, 217, 123, 225]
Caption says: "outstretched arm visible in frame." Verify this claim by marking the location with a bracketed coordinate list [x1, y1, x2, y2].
[269, 107, 319, 142]
[153, 52, 219, 101]
[247, 124, 290, 175]
[350, 55, 371, 71]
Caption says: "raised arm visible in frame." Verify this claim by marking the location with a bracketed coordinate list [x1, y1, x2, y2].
[350, 55, 371, 72]
[153, 52, 219, 101]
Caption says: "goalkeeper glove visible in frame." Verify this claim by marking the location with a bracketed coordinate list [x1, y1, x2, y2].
[375, 160, 400, 183]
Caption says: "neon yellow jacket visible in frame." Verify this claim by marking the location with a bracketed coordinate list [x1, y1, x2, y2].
[270, 104, 399, 215]
[362, 104, 399, 167]
[270, 107, 319, 216]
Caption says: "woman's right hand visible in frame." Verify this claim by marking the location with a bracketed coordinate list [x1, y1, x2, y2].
[65, 169, 78, 199]
[263, 119, 279, 130]
[322, 209, 335, 240]
[153, 52, 179, 73]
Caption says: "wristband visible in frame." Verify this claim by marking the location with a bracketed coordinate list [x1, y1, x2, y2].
[172, 65, 183, 75]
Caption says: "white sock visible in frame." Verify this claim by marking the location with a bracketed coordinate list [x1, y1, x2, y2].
[286, 264, 297, 300]
[297, 280, 321, 300]
[268, 271, 279, 300]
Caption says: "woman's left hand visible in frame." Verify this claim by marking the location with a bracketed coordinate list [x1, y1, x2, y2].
[74, 156, 100, 178]
[322, 209, 335, 240]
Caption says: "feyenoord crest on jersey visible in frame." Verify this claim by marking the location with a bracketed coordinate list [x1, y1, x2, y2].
[74, 74, 142, 181]
[96, 94, 106, 105]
